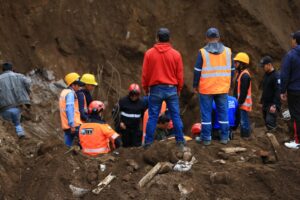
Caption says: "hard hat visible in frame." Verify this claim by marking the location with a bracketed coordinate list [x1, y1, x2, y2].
[191, 123, 202, 136]
[80, 73, 98, 86]
[88, 101, 105, 114]
[128, 83, 141, 95]
[233, 52, 250, 65]
[64, 72, 81, 86]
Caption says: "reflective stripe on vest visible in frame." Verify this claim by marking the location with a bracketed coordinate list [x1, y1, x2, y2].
[79, 123, 119, 156]
[237, 70, 252, 112]
[59, 89, 82, 130]
[120, 112, 141, 118]
[83, 147, 109, 153]
[199, 47, 232, 94]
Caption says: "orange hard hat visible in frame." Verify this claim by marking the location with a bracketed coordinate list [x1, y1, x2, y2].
[191, 123, 202, 135]
[88, 101, 105, 114]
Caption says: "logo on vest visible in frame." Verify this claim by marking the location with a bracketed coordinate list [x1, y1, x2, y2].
[81, 128, 94, 135]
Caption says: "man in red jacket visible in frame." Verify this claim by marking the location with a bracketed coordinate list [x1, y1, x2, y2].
[142, 28, 185, 149]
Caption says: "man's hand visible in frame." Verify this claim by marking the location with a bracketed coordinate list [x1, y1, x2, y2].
[70, 127, 76, 133]
[193, 88, 198, 94]
[120, 122, 126, 130]
[281, 93, 287, 101]
[269, 105, 276, 113]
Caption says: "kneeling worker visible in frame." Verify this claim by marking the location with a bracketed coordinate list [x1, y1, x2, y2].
[79, 101, 122, 156]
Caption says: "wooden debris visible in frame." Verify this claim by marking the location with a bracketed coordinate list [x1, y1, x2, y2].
[92, 173, 116, 194]
[138, 162, 162, 188]
[266, 133, 283, 161]
[221, 147, 247, 154]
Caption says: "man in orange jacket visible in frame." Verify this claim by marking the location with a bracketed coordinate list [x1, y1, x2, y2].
[142, 28, 185, 149]
[59, 72, 84, 147]
[79, 101, 121, 156]
[193, 28, 234, 145]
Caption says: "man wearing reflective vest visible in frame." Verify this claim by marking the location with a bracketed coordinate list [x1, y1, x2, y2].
[112, 83, 147, 147]
[193, 27, 235, 145]
[233, 52, 252, 139]
[76, 73, 98, 122]
[79, 101, 121, 156]
[59, 72, 84, 147]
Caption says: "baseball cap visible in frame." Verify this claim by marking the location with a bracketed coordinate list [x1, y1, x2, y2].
[259, 56, 273, 67]
[206, 27, 220, 38]
[157, 28, 170, 42]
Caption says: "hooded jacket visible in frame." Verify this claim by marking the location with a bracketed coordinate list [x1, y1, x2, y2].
[193, 42, 235, 88]
[281, 45, 300, 93]
[0, 71, 31, 111]
[142, 43, 184, 93]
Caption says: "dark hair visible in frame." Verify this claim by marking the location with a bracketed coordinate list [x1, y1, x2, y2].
[2, 62, 13, 71]
[158, 114, 170, 124]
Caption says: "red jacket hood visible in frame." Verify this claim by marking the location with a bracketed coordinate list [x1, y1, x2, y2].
[154, 43, 172, 53]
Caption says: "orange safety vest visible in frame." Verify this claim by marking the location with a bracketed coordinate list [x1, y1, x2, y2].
[59, 89, 82, 130]
[237, 69, 252, 111]
[198, 47, 232, 94]
[79, 123, 119, 156]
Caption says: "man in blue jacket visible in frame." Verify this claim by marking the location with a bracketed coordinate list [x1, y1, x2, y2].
[281, 31, 300, 149]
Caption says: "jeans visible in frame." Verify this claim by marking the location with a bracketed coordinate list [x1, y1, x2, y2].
[64, 127, 80, 147]
[0, 107, 25, 137]
[145, 85, 184, 144]
[199, 94, 229, 141]
[240, 110, 251, 137]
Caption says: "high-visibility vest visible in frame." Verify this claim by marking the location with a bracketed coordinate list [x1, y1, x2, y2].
[79, 123, 119, 156]
[59, 89, 82, 130]
[237, 69, 252, 111]
[198, 47, 232, 94]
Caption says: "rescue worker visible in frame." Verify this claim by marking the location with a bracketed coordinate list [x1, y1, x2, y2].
[77, 73, 98, 122]
[79, 101, 121, 156]
[281, 31, 300, 149]
[112, 83, 146, 147]
[259, 56, 281, 131]
[59, 72, 83, 147]
[0, 62, 31, 139]
[154, 113, 172, 141]
[212, 96, 239, 140]
[193, 27, 234, 145]
[233, 52, 252, 139]
[142, 28, 185, 149]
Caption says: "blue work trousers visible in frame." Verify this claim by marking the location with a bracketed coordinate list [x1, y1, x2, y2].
[145, 85, 185, 144]
[199, 94, 229, 141]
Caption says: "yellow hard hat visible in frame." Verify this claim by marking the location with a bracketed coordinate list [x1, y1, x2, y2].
[80, 73, 98, 86]
[233, 52, 250, 64]
[64, 72, 80, 86]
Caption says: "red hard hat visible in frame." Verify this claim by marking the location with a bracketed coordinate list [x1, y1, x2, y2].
[191, 123, 202, 135]
[88, 101, 105, 114]
[128, 83, 141, 95]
